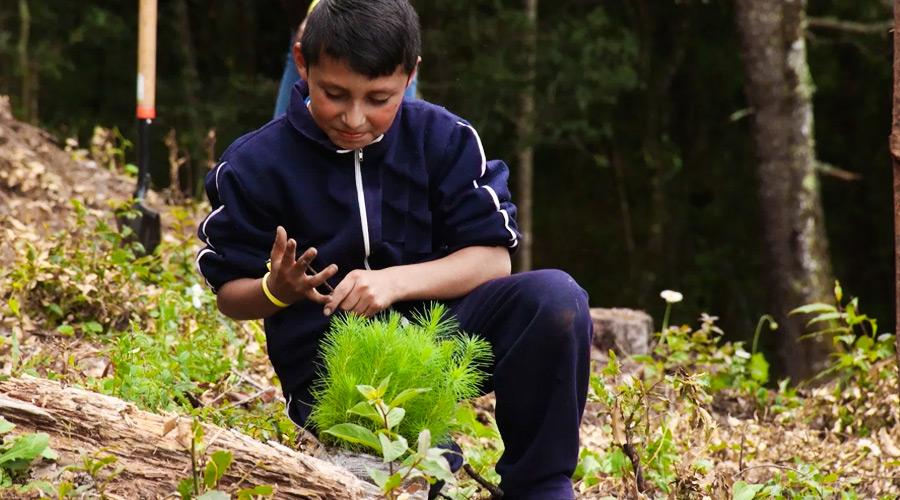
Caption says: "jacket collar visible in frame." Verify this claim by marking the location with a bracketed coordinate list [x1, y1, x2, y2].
[286, 79, 398, 156]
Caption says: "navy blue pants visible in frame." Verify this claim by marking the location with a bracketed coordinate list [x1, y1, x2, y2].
[289, 269, 592, 500]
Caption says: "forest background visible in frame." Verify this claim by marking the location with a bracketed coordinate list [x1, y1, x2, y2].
[0, 0, 892, 381]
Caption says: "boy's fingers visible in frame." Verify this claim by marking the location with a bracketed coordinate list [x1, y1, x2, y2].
[306, 289, 330, 305]
[324, 280, 353, 316]
[293, 247, 318, 271]
[270, 226, 287, 262]
[281, 238, 298, 272]
[309, 263, 337, 288]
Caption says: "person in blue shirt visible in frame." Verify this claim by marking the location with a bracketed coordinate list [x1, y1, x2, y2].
[198, 1, 591, 498]
[274, 0, 417, 118]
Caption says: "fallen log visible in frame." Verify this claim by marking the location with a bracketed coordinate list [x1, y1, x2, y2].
[0, 375, 380, 499]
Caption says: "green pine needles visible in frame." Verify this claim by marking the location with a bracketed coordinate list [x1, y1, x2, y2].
[310, 303, 492, 450]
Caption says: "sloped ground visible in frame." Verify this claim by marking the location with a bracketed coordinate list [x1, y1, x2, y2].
[0, 96, 169, 267]
[2, 96, 900, 499]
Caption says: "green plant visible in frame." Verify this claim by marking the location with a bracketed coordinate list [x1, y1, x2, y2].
[63, 450, 123, 499]
[176, 421, 274, 500]
[18, 480, 84, 500]
[732, 461, 863, 499]
[450, 404, 502, 485]
[311, 304, 492, 448]
[586, 350, 715, 494]
[0, 417, 58, 488]
[791, 280, 894, 385]
[790, 281, 898, 436]
[322, 376, 456, 499]
[640, 310, 769, 398]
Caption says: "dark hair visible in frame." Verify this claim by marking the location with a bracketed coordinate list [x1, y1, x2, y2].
[300, 0, 420, 78]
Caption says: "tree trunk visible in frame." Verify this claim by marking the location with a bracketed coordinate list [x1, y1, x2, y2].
[16, 0, 32, 124]
[735, 0, 835, 381]
[173, 0, 203, 198]
[890, 0, 900, 395]
[515, 0, 537, 272]
[0, 376, 379, 500]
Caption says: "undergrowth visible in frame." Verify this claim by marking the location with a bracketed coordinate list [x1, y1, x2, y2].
[0, 202, 294, 496]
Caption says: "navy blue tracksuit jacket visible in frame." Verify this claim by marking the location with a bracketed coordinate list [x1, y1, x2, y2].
[197, 81, 591, 500]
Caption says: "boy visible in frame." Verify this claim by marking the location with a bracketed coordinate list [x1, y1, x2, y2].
[196, 0, 591, 498]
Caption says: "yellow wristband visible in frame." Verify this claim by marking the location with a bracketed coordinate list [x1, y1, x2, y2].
[262, 272, 289, 308]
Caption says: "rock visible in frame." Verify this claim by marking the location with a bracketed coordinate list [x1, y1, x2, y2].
[590, 307, 653, 356]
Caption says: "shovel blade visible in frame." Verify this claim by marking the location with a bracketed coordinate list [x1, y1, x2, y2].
[116, 201, 161, 255]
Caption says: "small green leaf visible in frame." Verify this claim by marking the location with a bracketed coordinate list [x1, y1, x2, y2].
[376, 374, 392, 396]
[196, 491, 230, 500]
[789, 303, 837, 315]
[733, 481, 765, 500]
[417, 455, 456, 484]
[7, 299, 19, 316]
[356, 384, 378, 400]
[324, 423, 382, 453]
[39, 446, 59, 461]
[385, 407, 405, 430]
[834, 281, 843, 303]
[47, 303, 64, 319]
[56, 324, 75, 336]
[379, 434, 408, 463]
[236, 485, 273, 500]
[601, 350, 619, 376]
[823, 473, 838, 483]
[806, 312, 841, 326]
[347, 401, 383, 425]
[83, 321, 104, 334]
[856, 335, 873, 351]
[0, 418, 15, 435]
[417, 429, 431, 456]
[388, 388, 430, 409]
[749, 353, 769, 384]
[204, 450, 233, 489]
[0, 433, 49, 464]
[384, 472, 403, 491]
[572, 451, 601, 481]
[692, 458, 713, 474]
[177, 478, 193, 500]
[367, 467, 390, 490]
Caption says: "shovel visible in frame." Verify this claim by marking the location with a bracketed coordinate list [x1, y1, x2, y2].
[117, 0, 161, 254]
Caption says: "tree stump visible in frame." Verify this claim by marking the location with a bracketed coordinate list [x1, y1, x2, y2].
[589, 307, 653, 358]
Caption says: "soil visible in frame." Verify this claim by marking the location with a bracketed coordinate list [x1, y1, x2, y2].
[0, 95, 169, 267]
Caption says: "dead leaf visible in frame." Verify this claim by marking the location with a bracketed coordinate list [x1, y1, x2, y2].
[162, 416, 179, 437]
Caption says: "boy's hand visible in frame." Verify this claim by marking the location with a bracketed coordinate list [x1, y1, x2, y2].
[268, 226, 337, 305]
[324, 269, 397, 318]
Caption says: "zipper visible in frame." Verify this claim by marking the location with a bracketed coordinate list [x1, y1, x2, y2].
[354, 148, 372, 270]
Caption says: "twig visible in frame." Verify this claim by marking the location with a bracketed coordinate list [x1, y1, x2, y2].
[732, 463, 804, 478]
[463, 464, 504, 499]
[622, 442, 645, 493]
[306, 263, 334, 294]
[739, 434, 745, 471]
[816, 162, 861, 181]
[221, 388, 273, 411]
[807, 17, 892, 36]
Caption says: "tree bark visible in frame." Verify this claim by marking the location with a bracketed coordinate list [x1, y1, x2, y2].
[16, 0, 33, 124]
[173, 0, 203, 198]
[515, 0, 537, 272]
[890, 0, 900, 397]
[735, 0, 835, 381]
[0, 376, 379, 500]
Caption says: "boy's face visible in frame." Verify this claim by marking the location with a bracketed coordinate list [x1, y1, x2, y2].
[295, 46, 417, 150]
